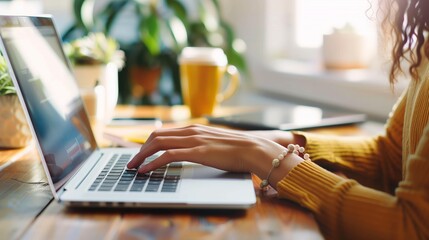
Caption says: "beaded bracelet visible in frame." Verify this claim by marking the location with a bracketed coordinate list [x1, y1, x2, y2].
[260, 144, 311, 190]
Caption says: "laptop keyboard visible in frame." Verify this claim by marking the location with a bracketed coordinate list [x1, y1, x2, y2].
[88, 154, 182, 193]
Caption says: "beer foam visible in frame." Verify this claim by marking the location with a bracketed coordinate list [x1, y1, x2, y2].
[179, 47, 227, 66]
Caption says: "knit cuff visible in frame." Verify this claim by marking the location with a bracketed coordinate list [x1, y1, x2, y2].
[292, 131, 339, 161]
[277, 160, 358, 239]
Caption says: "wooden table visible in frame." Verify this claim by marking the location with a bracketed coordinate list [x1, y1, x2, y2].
[0, 105, 382, 240]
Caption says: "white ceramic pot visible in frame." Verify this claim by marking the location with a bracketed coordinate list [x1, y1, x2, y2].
[73, 63, 119, 124]
[100, 62, 119, 123]
[73, 64, 101, 89]
[322, 32, 373, 69]
[0, 95, 32, 148]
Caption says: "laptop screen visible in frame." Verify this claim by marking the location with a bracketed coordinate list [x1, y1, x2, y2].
[0, 16, 97, 190]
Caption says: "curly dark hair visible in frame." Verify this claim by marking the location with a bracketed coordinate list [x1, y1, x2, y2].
[380, 0, 429, 84]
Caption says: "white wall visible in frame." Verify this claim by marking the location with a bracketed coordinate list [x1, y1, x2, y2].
[0, 0, 43, 15]
[41, 0, 73, 33]
[219, 0, 267, 79]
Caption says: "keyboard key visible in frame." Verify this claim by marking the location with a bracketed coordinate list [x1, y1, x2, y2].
[89, 154, 182, 193]
[130, 183, 145, 192]
[114, 185, 129, 191]
[165, 175, 180, 180]
[99, 186, 113, 191]
[164, 181, 179, 187]
[145, 185, 160, 192]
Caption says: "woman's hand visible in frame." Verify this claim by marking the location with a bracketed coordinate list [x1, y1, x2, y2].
[127, 124, 304, 189]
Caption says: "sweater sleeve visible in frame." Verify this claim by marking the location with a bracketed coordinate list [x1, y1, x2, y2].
[293, 89, 407, 193]
[277, 94, 429, 239]
[277, 154, 429, 240]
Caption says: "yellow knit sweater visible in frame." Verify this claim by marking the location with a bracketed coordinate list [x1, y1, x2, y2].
[277, 59, 429, 240]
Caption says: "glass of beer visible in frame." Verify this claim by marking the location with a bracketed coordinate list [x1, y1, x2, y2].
[179, 47, 240, 118]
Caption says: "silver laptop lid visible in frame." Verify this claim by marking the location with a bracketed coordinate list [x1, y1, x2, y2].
[0, 15, 98, 191]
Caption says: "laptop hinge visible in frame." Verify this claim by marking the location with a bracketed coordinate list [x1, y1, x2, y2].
[57, 187, 67, 201]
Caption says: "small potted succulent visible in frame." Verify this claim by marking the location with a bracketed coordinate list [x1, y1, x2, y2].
[64, 32, 125, 123]
[64, 32, 125, 72]
[0, 53, 32, 148]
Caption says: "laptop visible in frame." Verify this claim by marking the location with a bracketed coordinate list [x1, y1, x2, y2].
[0, 15, 256, 209]
[207, 105, 366, 131]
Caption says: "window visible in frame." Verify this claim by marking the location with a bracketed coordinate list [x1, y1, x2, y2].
[267, 0, 378, 61]
[294, 0, 376, 48]
[221, 0, 403, 120]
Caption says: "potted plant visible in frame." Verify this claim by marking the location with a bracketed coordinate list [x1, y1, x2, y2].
[64, 32, 125, 123]
[0, 53, 32, 148]
[63, 0, 247, 105]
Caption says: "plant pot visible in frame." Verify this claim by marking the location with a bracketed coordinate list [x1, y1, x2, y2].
[73, 63, 119, 123]
[0, 95, 32, 148]
[130, 66, 162, 101]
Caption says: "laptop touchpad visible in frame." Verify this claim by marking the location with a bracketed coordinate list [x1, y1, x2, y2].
[184, 164, 247, 180]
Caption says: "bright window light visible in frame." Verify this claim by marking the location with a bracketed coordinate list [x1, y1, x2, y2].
[295, 0, 376, 48]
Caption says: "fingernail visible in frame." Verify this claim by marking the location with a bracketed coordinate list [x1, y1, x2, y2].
[138, 165, 148, 173]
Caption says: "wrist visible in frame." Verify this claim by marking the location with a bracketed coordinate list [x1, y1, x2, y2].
[291, 132, 307, 148]
[259, 144, 309, 191]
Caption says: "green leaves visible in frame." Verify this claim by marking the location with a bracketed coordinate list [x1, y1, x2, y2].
[165, 0, 188, 50]
[140, 11, 160, 56]
[73, 0, 92, 34]
[166, 16, 188, 50]
[199, 0, 220, 32]
[185, 1, 248, 75]
[0, 55, 16, 96]
[64, 0, 248, 73]
[166, 0, 187, 24]
[102, 0, 131, 35]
